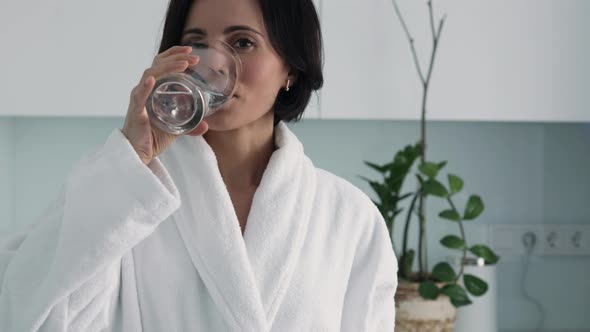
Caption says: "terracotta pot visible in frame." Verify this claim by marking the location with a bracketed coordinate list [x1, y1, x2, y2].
[394, 280, 457, 332]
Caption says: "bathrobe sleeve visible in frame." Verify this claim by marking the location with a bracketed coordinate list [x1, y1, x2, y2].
[0, 129, 181, 332]
[341, 205, 398, 331]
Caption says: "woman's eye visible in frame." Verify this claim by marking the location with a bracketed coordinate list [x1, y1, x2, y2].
[190, 42, 208, 49]
[232, 38, 254, 49]
[183, 41, 207, 48]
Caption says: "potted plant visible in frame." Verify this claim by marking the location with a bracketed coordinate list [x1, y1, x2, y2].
[361, 1, 500, 331]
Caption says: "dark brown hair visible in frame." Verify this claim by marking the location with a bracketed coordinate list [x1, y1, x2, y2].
[158, 0, 324, 124]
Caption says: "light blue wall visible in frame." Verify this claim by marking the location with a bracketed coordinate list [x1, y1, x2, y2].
[1, 117, 589, 330]
[0, 118, 14, 231]
[9, 117, 121, 230]
[292, 120, 590, 331]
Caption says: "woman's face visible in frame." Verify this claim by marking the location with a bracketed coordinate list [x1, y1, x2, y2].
[181, 0, 291, 131]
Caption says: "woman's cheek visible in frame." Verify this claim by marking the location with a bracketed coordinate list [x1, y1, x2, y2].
[242, 55, 282, 89]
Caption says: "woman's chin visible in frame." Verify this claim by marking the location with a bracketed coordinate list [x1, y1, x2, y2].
[204, 110, 240, 131]
[203, 104, 273, 132]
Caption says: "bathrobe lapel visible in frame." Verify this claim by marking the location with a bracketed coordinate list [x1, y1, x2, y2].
[161, 122, 317, 331]
[163, 132, 267, 332]
[241, 123, 317, 327]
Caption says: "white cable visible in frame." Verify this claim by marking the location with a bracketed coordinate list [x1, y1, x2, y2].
[521, 232, 546, 331]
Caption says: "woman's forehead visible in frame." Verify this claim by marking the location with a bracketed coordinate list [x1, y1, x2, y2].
[185, 0, 265, 34]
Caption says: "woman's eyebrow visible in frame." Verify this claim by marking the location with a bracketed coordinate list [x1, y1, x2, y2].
[223, 25, 262, 36]
[182, 25, 263, 37]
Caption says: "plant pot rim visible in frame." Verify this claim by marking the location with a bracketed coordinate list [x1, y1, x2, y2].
[398, 279, 448, 290]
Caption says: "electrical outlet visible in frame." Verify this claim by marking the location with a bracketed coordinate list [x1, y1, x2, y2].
[540, 224, 590, 256]
[542, 224, 564, 255]
[491, 224, 590, 256]
[490, 224, 545, 256]
[562, 225, 589, 255]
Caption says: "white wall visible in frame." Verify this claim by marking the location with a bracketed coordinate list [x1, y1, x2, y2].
[0, 0, 168, 117]
[2, 0, 589, 122]
[321, 0, 590, 122]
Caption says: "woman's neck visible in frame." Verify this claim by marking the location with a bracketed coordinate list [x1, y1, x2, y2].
[203, 116, 276, 190]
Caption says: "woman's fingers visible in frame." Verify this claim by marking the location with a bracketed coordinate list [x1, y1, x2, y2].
[186, 120, 209, 136]
[155, 53, 199, 66]
[122, 45, 202, 165]
[131, 60, 188, 116]
[132, 54, 198, 117]
[142, 60, 190, 81]
[154, 45, 192, 62]
[129, 75, 155, 116]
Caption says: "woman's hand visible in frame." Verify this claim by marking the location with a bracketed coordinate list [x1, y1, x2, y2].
[121, 46, 209, 165]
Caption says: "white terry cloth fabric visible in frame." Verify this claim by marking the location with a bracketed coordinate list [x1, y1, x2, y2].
[0, 121, 398, 331]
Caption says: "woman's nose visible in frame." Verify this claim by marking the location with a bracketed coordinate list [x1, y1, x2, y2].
[208, 45, 231, 74]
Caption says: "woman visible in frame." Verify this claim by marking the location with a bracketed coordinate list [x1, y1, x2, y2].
[0, 0, 398, 331]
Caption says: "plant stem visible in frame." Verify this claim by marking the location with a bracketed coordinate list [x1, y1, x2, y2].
[402, 190, 421, 278]
[391, 0, 426, 85]
[390, 220, 398, 256]
[428, 0, 436, 39]
[392, 0, 446, 281]
[417, 193, 425, 278]
[447, 196, 467, 281]
[423, 199, 428, 275]
[426, 1, 447, 85]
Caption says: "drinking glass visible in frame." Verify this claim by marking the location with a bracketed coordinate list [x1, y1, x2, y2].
[146, 40, 242, 135]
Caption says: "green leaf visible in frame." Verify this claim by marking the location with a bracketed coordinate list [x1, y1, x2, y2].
[432, 262, 457, 282]
[439, 209, 461, 222]
[398, 192, 413, 200]
[365, 180, 385, 198]
[358, 176, 383, 195]
[469, 245, 500, 264]
[414, 141, 424, 154]
[423, 179, 449, 198]
[441, 284, 473, 307]
[399, 250, 415, 280]
[448, 174, 464, 194]
[415, 174, 425, 185]
[464, 195, 484, 220]
[418, 162, 440, 178]
[392, 207, 404, 219]
[418, 281, 440, 300]
[358, 175, 371, 183]
[388, 144, 421, 183]
[440, 235, 466, 249]
[364, 161, 388, 174]
[464, 274, 488, 297]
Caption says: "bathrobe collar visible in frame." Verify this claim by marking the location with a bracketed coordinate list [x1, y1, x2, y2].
[160, 122, 317, 331]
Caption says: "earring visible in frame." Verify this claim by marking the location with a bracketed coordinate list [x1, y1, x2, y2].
[285, 79, 291, 92]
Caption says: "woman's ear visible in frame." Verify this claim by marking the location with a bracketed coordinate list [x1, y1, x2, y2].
[284, 71, 298, 90]
[288, 70, 298, 85]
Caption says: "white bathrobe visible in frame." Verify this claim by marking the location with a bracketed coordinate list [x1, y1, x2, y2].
[0, 122, 398, 332]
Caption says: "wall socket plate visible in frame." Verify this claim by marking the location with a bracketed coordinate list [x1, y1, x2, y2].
[490, 224, 590, 256]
